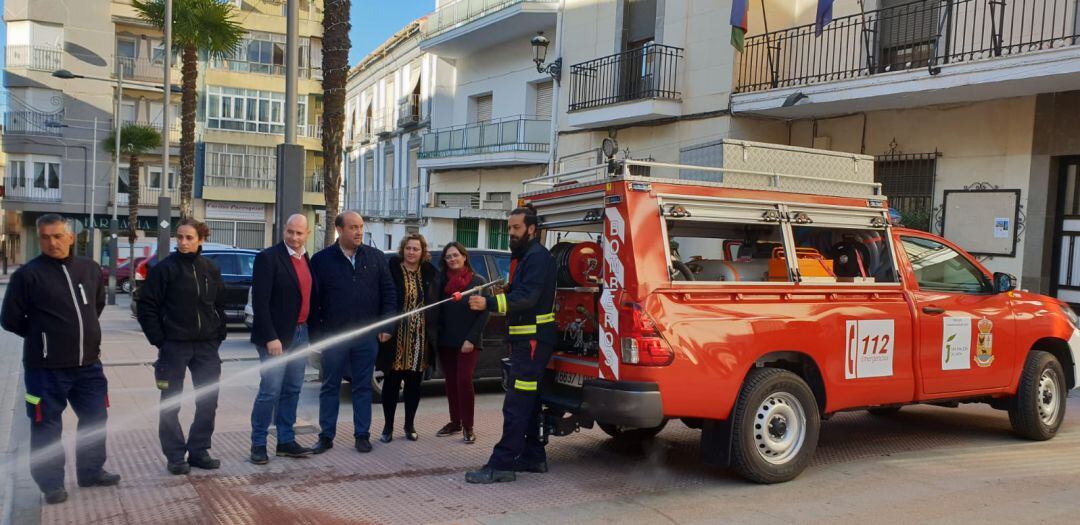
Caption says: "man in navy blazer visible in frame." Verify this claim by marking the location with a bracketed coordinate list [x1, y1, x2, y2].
[248, 214, 319, 464]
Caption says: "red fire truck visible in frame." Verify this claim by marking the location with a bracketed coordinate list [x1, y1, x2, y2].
[522, 139, 1079, 483]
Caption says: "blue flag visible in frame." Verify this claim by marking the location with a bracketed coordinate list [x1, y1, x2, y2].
[816, 0, 835, 36]
[730, 0, 750, 51]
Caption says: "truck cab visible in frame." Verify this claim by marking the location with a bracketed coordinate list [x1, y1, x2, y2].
[522, 139, 1080, 483]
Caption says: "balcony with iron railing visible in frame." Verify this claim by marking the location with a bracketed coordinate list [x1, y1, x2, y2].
[418, 115, 549, 168]
[420, 0, 559, 57]
[306, 170, 324, 193]
[566, 43, 684, 128]
[116, 56, 181, 83]
[2, 175, 62, 202]
[124, 119, 181, 144]
[732, 0, 1080, 117]
[5, 45, 62, 72]
[350, 187, 425, 219]
[116, 185, 180, 207]
[397, 94, 425, 129]
[3, 110, 65, 136]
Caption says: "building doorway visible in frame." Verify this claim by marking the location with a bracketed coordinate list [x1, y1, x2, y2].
[1051, 158, 1080, 306]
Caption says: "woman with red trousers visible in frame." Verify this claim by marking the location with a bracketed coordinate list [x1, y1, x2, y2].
[435, 243, 489, 443]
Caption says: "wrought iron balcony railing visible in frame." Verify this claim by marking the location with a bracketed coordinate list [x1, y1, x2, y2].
[568, 43, 684, 111]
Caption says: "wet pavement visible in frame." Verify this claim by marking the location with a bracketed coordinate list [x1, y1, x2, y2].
[3, 292, 1080, 524]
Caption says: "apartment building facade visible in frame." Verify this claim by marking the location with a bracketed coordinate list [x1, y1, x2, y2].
[343, 1, 556, 252]
[730, 0, 1080, 302]
[343, 20, 435, 250]
[1, 0, 326, 265]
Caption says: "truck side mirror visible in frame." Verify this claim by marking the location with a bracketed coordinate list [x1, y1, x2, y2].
[993, 272, 1017, 293]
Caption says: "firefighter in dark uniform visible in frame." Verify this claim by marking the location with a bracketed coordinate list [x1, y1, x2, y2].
[465, 205, 556, 484]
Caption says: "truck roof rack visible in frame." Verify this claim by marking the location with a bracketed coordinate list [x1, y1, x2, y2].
[523, 139, 881, 199]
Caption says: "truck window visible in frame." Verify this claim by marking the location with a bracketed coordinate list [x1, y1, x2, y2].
[668, 220, 789, 283]
[900, 236, 990, 293]
[791, 226, 899, 284]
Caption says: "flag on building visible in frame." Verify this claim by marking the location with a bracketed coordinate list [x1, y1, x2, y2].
[816, 0, 835, 36]
[730, 0, 750, 52]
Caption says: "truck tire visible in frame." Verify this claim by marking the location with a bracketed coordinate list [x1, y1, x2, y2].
[1008, 350, 1066, 441]
[867, 406, 902, 416]
[598, 420, 667, 442]
[730, 368, 820, 484]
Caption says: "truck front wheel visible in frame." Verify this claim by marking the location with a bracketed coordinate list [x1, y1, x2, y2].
[730, 368, 820, 484]
[598, 420, 667, 442]
[1009, 350, 1066, 440]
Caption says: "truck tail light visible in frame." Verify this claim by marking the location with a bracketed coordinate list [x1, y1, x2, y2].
[135, 260, 148, 281]
[620, 302, 674, 366]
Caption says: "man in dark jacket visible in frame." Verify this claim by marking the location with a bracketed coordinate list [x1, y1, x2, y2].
[249, 214, 318, 464]
[1, 214, 121, 504]
[309, 211, 396, 454]
[466, 206, 557, 484]
[136, 218, 227, 475]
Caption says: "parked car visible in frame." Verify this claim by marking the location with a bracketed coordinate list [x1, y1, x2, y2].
[100, 261, 136, 294]
[300, 248, 512, 398]
[131, 247, 258, 325]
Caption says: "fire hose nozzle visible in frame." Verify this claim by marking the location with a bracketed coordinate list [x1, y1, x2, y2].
[452, 292, 463, 302]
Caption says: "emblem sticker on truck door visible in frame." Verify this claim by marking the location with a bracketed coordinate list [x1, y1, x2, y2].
[845, 320, 895, 379]
[942, 317, 972, 371]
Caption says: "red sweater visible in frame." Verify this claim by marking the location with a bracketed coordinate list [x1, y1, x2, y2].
[290, 254, 312, 324]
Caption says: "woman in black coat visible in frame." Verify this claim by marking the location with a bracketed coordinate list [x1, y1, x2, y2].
[434, 242, 489, 444]
[378, 233, 439, 442]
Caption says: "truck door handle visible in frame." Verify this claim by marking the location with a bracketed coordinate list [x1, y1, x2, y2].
[922, 306, 945, 315]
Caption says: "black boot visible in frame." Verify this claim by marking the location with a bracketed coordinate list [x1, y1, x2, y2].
[77, 469, 122, 487]
[166, 461, 190, 475]
[250, 445, 269, 465]
[464, 466, 516, 484]
[275, 441, 313, 458]
[43, 488, 68, 504]
[311, 436, 334, 454]
[188, 453, 220, 470]
[354, 437, 372, 453]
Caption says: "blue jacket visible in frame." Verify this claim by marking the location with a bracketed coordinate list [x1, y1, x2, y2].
[309, 242, 397, 341]
[486, 239, 556, 345]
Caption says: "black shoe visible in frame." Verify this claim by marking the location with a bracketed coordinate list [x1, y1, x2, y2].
[77, 469, 121, 487]
[275, 441, 313, 458]
[512, 460, 549, 474]
[463, 428, 476, 444]
[379, 431, 393, 443]
[166, 461, 191, 475]
[354, 437, 373, 453]
[188, 453, 221, 470]
[464, 466, 516, 484]
[436, 422, 462, 437]
[311, 436, 334, 455]
[404, 427, 418, 441]
[250, 445, 269, 465]
[43, 488, 68, 505]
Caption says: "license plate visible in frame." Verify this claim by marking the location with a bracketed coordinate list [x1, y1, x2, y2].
[555, 371, 585, 388]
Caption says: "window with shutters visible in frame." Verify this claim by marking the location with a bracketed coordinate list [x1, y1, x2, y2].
[472, 94, 493, 123]
[877, 0, 939, 72]
[384, 148, 395, 189]
[364, 154, 375, 191]
[534, 81, 553, 118]
[456, 218, 480, 248]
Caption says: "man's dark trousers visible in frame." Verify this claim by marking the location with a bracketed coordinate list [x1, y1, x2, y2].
[486, 339, 555, 470]
[319, 335, 378, 440]
[24, 361, 109, 491]
[157, 341, 221, 463]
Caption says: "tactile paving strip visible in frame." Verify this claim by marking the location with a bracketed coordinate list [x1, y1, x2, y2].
[40, 399, 1077, 524]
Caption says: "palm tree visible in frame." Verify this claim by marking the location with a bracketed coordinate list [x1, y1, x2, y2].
[133, 0, 244, 219]
[322, 0, 351, 246]
[103, 123, 163, 245]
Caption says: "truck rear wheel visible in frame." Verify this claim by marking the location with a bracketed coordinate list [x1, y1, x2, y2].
[598, 420, 667, 442]
[730, 368, 820, 484]
[1009, 350, 1066, 440]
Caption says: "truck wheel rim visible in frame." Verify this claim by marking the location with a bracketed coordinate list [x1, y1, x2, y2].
[753, 392, 806, 465]
[1037, 369, 1060, 426]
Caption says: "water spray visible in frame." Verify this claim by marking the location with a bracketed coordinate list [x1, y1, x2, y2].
[0, 279, 504, 479]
